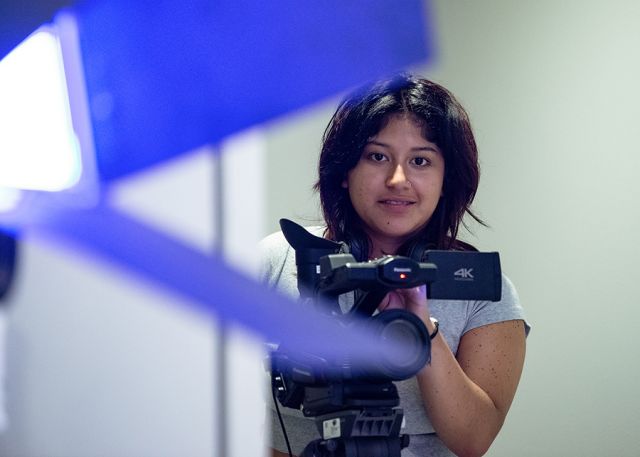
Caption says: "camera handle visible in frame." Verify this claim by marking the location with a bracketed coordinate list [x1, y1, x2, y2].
[347, 288, 388, 318]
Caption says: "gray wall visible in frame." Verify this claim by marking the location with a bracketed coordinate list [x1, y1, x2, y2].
[264, 1, 640, 456]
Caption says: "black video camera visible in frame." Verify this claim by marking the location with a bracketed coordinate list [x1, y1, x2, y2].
[269, 219, 502, 457]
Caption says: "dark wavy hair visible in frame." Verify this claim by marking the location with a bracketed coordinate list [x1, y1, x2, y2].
[314, 74, 484, 260]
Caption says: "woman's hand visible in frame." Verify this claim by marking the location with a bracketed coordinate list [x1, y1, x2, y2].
[378, 285, 430, 323]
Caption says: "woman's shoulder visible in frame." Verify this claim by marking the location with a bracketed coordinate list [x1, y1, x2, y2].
[259, 226, 326, 285]
[259, 226, 326, 254]
[258, 231, 292, 281]
[258, 230, 289, 255]
[463, 272, 530, 336]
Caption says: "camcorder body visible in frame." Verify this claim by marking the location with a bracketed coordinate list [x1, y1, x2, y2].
[269, 219, 502, 457]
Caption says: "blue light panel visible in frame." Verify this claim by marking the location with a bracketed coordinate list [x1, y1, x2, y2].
[74, 0, 431, 181]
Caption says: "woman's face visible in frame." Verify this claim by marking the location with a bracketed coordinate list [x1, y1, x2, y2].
[343, 114, 445, 256]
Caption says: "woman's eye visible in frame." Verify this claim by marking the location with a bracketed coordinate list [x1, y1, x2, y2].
[411, 157, 430, 167]
[368, 152, 387, 162]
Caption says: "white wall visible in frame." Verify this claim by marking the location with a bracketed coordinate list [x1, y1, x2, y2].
[427, 1, 640, 455]
[263, 103, 335, 235]
[0, 148, 220, 457]
[1, 236, 217, 457]
[0, 138, 269, 457]
[262, 1, 640, 455]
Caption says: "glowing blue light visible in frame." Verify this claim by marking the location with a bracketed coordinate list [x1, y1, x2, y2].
[0, 26, 82, 192]
[0, 188, 22, 213]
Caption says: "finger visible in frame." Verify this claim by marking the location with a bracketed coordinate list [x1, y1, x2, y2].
[378, 292, 392, 311]
[380, 291, 404, 311]
[396, 285, 423, 300]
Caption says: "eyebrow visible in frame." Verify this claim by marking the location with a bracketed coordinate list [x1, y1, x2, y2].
[366, 140, 440, 153]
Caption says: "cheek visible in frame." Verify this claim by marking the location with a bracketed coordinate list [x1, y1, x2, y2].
[348, 185, 363, 206]
[431, 180, 444, 198]
[346, 166, 381, 210]
[347, 182, 371, 214]
[422, 172, 445, 198]
[345, 170, 364, 195]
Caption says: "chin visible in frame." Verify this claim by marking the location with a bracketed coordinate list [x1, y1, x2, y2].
[378, 223, 426, 241]
[375, 227, 418, 242]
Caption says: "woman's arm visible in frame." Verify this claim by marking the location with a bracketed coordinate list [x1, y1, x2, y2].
[418, 319, 526, 457]
[380, 287, 526, 457]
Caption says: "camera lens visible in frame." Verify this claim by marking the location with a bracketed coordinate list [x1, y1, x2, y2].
[354, 309, 430, 381]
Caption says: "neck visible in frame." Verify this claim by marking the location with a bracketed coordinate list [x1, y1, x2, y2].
[367, 237, 405, 260]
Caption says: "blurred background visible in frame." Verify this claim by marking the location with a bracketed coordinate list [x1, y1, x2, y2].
[1, 1, 640, 456]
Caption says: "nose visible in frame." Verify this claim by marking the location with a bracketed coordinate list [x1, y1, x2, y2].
[386, 164, 410, 189]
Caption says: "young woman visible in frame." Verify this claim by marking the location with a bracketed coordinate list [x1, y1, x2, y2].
[261, 74, 529, 457]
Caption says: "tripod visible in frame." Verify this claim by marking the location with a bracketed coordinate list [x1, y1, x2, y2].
[299, 382, 410, 457]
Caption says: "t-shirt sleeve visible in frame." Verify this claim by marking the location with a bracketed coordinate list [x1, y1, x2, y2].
[259, 231, 290, 287]
[463, 274, 531, 336]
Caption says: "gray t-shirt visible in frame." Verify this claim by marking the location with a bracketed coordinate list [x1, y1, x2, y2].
[260, 228, 530, 456]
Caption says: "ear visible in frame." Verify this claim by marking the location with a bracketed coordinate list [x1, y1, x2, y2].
[342, 178, 348, 189]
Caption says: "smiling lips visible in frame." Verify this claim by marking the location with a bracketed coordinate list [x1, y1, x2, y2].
[378, 199, 416, 207]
